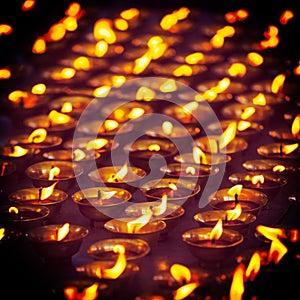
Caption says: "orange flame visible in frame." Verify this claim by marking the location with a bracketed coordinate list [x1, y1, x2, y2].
[61, 102, 73, 113]
[256, 225, 287, 241]
[229, 264, 245, 300]
[160, 79, 177, 92]
[133, 51, 152, 74]
[185, 52, 204, 64]
[108, 162, 128, 183]
[252, 93, 266, 106]
[40, 182, 58, 200]
[237, 121, 251, 131]
[73, 149, 86, 161]
[64, 282, 99, 300]
[31, 83, 46, 95]
[168, 183, 178, 191]
[280, 10, 294, 25]
[291, 114, 300, 137]
[27, 128, 47, 143]
[0, 24, 13, 36]
[93, 86, 111, 98]
[120, 8, 140, 20]
[22, 0, 36, 11]
[173, 282, 199, 300]
[219, 122, 237, 149]
[268, 239, 288, 264]
[32, 37, 46, 54]
[246, 52, 264, 67]
[271, 74, 285, 94]
[48, 166, 60, 181]
[170, 263, 191, 284]
[0, 228, 5, 240]
[282, 143, 299, 155]
[56, 223, 70, 241]
[48, 110, 71, 125]
[148, 144, 161, 151]
[209, 218, 223, 241]
[192, 146, 208, 165]
[245, 251, 261, 282]
[95, 40, 108, 57]
[240, 107, 256, 120]
[128, 107, 144, 119]
[93, 19, 116, 43]
[126, 209, 153, 233]
[185, 166, 196, 175]
[173, 65, 193, 77]
[86, 138, 108, 151]
[226, 203, 242, 221]
[228, 63, 246, 77]
[227, 184, 243, 198]
[9, 206, 19, 214]
[272, 165, 285, 172]
[152, 194, 168, 216]
[73, 56, 90, 70]
[0, 67, 11, 80]
[251, 175, 264, 185]
[136, 86, 156, 101]
[8, 146, 28, 157]
[162, 121, 173, 135]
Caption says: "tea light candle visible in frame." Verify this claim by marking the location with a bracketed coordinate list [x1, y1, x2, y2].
[208, 187, 268, 215]
[8, 187, 69, 218]
[182, 227, 244, 267]
[221, 103, 274, 123]
[25, 160, 84, 191]
[71, 187, 132, 227]
[140, 178, 200, 207]
[42, 149, 101, 163]
[25, 223, 89, 261]
[257, 142, 300, 160]
[0, 204, 50, 232]
[268, 127, 300, 143]
[193, 210, 256, 235]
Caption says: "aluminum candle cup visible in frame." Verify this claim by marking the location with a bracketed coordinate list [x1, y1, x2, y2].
[182, 227, 244, 268]
[0, 204, 50, 232]
[87, 238, 151, 264]
[103, 218, 166, 248]
[193, 210, 256, 235]
[140, 178, 201, 207]
[208, 188, 268, 216]
[72, 187, 132, 228]
[26, 223, 89, 261]
[8, 187, 69, 218]
[25, 161, 84, 191]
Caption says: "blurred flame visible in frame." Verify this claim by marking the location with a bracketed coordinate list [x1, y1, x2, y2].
[136, 86, 156, 101]
[170, 263, 191, 284]
[162, 121, 173, 135]
[46, 23, 66, 42]
[148, 144, 161, 151]
[73, 56, 90, 70]
[128, 107, 144, 119]
[64, 282, 99, 300]
[120, 8, 140, 20]
[73, 149, 86, 161]
[133, 52, 152, 74]
[52, 68, 76, 80]
[173, 283, 199, 300]
[245, 251, 261, 282]
[48, 166, 60, 181]
[27, 128, 47, 143]
[209, 218, 223, 241]
[8, 146, 28, 157]
[229, 264, 245, 300]
[226, 203, 242, 221]
[291, 114, 300, 137]
[108, 162, 128, 182]
[62, 16, 78, 32]
[0, 68, 11, 80]
[271, 74, 285, 94]
[31, 83, 46, 95]
[160, 79, 177, 92]
[246, 52, 264, 67]
[9, 206, 19, 214]
[182, 101, 198, 114]
[185, 52, 204, 64]
[168, 183, 177, 190]
[48, 110, 71, 124]
[40, 182, 58, 200]
[104, 120, 119, 131]
[251, 175, 264, 185]
[152, 194, 168, 216]
[185, 166, 196, 175]
[252, 93, 266, 106]
[268, 239, 288, 264]
[219, 122, 236, 149]
[280, 10, 294, 25]
[240, 107, 255, 120]
[228, 63, 246, 77]
[227, 184, 243, 198]
[192, 146, 208, 165]
[256, 225, 287, 241]
[237, 120, 251, 131]
[65, 2, 81, 17]
[112, 75, 126, 87]
[99, 190, 117, 200]
[61, 102, 73, 113]
[0, 24, 13, 36]
[173, 65, 193, 77]
[272, 165, 285, 172]
[56, 223, 70, 241]
[282, 143, 299, 155]
[32, 37, 46, 54]
[127, 209, 153, 233]
[0, 228, 5, 240]
[114, 18, 128, 31]
[95, 40, 108, 57]
[93, 19, 116, 43]
[8, 90, 29, 103]
[86, 138, 108, 151]
[93, 86, 111, 97]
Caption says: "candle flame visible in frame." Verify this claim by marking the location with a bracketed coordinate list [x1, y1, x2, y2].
[93, 86, 111, 98]
[240, 107, 256, 120]
[126, 209, 153, 233]
[252, 93, 266, 106]
[282, 143, 299, 155]
[256, 225, 287, 241]
[173, 283, 199, 300]
[251, 174, 264, 185]
[108, 162, 128, 182]
[185, 52, 204, 64]
[48, 166, 60, 181]
[192, 146, 208, 165]
[120, 8, 140, 20]
[159, 79, 177, 92]
[151, 194, 168, 216]
[170, 263, 191, 284]
[99, 190, 117, 200]
[185, 166, 196, 175]
[8, 90, 29, 103]
[268, 239, 288, 264]
[280, 10, 294, 25]
[95, 40, 108, 57]
[128, 107, 144, 119]
[162, 121, 173, 135]
[173, 65, 193, 77]
[64, 282, 99, 300]
[73, 149, 86, 161]
[227, 184, 243, 198]
[182, 101, 198, 114]
[93, 19, 116, 43]
[61, 102, 73, 113]
[272, 165, 285, 172]
[291, 114, 300, 137]
[31, 83, 46, 95]
[148, 144, 161, 151]
[237, 120, 251, 131]
[271, 73, 286, 94]
[104, 119, 119, 131]
[56, 223, 70, 241]
[209, 218, 223, 241]
[32, 37, 46, 54]
[133, 51, 152, 74]
[9, 206, 19, 214]
[226, 203, 242, 221]
[0, 67, 11, 80]
[168, 183, 178, 191]
[228, 63, 246, 77]
[52, 68, 76, 80]
[245, 251, 261, 282]
[40, 182, 58, 200]
[229, 264, 245, 300]
[0, 228, 5, 240]
[8, 145, 28, 157]
[136, 86, 155, 101]
[27, 128, 47, 143]
[48, 110, 71, 124]
[246, 52, 264, 67]
[86, 138, 108, 151]
[219, 122, 236, 149]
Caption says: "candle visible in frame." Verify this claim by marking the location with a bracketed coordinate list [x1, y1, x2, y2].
[235, 91, 284, 106]
[242, 159, 298, 173]
[257, 142, 300, 160]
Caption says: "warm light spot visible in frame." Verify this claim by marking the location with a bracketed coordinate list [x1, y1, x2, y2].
[136, 86, 156, 101]
[280, 10, 294, 25]
[170, 263, 191, 284]
[126, 209, 153, 233]
[160, 14, 178, 30]
[114, 18, 128, 31]
[228, 63, 246, 77]
[185, 166, 196, 176]
[246, 52, 264, 67]
[148, 144, 161, 151]
[112, 75, 126, 87]
[268, 239, 288, 264]
[293, 63, 300, 76]
[108, 162, 128, 183]
[251, 174, 264, 185]
[240, 107, 256, 120]
[32, 37, 46, 54]
[192, 146, 208, 165]
[27, 128, 47, 143]
[229, 264, 245, 300]
[56, 223, 70, 241]
[128, 107, 145, 119]
[237, 120, 251, 131]
[289, 229, 299, 243]
[185, 52, 204, 64]
[210, 34, 224, 48]
[160, 79, 177, 92]
[8, 146, 28, 157]
[148, 42, 167, 60]
[93, 19, 116, 43]
[256, 225, 287, 241]
[252, 93, 266, 106]
[8, 90, 29, 104]
[209, 218, 223, 241]
[94, 40, 108, 57]
[182, 101, 198, 114]
[120, 8, 140, 20]
[162, 121, 173, 135]
[46, 23, 66, 42]
[219, 122, 236, 149]
[48, 110, 71, 124]
[133, 52, 152, 74]
[236, 9, 249, 21]
[0, 68, 11, 80]
[31, 83, 46, 95]
[9, 206, 19, 214]
[86, 138, 108, 151]
[73, 149, 86, 161]
[214, 77, 230, 93]
[0, 24, 13, 36]
[104, 119, 119, 131]
[22, 0, 36, 11]
[282, 143, 299, 155]
[173, 65, 193, 77]
[291, 114, 300, 137]
[272, 165, 285, 172]
[48, 166, 60, 181]
[40, 182, 58, 200]
[93, 85, 111, 98]
[173, 282, 199, 300]
[226, 203, 242, 221]
[271, 73, 285, 94]
[65, 2, 81, 17]
[62, 16, 78, 31]
[245, 251, 261, 282]
[169, 183, 178, 191]
[99, 190, 117, 200]
[61, 102, 73, 113]
[54, 68, 76, 80]
[152, 194, 168, 216]
[173, 7, 190, 20]
[197, 90, 215, 102]
[64, 282, 99, 300]
[227, 184, 243, 198]
[0, 228, 5, 240]
[73, 56, 90, 70]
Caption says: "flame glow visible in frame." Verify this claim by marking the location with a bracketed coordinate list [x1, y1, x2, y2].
[237, 121, 251, 131]
[272, 165, 285, 172]
[0, 228, 5, 240]
[268, 239, 288, 264]
[128, 107, 144, 119]
[252, 93, 266, 106]
[148, 144, 161, 151]
[40, 182, 58, 200]
[136, 86, 155, 101]
[192, 146, 208, 164]
[170, 263, 191, 284]
[99, 190, 117, 200]
[245, 251, 261, 282]
[271, 74, 286, 94]
[185, 166, 196, 175]
[226, 203, 242, 221]
[152, 194, 168, 216]
[219, 122, 237, 149]
[8, 146, 28, 157]
[108, 162, 128, 182]
[291, 114, 300, 137]
[27, 128, 47, 143]
[48, 110, 71, 125]
[73, 149, 86, 161]
[256, 225, 287, 241]
[240, 107, 256, 120]
[86, 138, 108, 151]
[56, 223, 70, 241]
[251, 175, 264, 185]
[126, 209, 153, 233]
[282, 143, 299, 155]
[209, 218, 223, 241]
[48, 166, 60, 180]
[162, 121, 173, 135]
[173, 283, 199, 300]
[229, 264, 245, 300]
[9, 206, 19, 214]
[64, 282, 99, 300]
[227, 184, 243, 198]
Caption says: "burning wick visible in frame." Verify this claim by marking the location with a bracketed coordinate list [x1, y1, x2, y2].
[38, 187, 42, 202]
[1, 162, 8, 176]
[97, 189, 103, 205]
[234, 193, 239, 205]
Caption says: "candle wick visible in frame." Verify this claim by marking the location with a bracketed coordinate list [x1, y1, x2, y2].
[234, 193, 239, 204]
[279, 144, 283, 156]
[216, 140, 220, 154]
[224, 214, 228, 224]
[38, 187, 42, 202]
[211, 238, 215, 244]
[97, 189, 102, 205]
